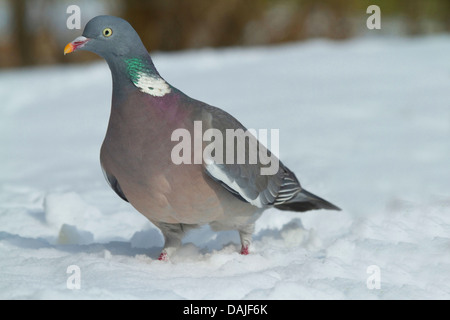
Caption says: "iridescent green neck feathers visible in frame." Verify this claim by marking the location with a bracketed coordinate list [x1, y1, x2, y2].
[124, 57, 171, 97]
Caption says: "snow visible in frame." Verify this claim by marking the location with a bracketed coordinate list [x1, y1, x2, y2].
[1, 35, 450, 299]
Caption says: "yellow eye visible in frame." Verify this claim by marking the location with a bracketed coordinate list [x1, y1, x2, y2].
[102, 28, 112, 37]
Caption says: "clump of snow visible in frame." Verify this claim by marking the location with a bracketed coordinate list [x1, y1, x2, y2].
[1, 36, 450, 299]
[44, 192, 101, 230]
[58, 224, 94, 245]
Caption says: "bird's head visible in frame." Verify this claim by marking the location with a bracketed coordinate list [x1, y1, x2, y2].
[64, 15, 167, 96]
[64, 15, 147, 60]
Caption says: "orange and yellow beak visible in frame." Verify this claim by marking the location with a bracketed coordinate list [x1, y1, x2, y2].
[64, 36, 90, 55]
[64, 42, 75, 55]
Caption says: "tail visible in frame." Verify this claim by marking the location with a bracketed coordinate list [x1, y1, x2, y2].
[275, 188, 341, 212]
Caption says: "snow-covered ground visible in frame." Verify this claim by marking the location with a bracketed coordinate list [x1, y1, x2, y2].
[1, 35, 449, 299]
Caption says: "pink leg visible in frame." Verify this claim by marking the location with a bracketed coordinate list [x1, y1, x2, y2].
[238, 225, 253, 256]
[240, 245, 249, 255]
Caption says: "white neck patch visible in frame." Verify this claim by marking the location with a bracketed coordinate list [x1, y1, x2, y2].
[133, 71, 171, 97]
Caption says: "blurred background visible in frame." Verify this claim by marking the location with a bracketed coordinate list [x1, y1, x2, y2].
[0, 0, 449, 68]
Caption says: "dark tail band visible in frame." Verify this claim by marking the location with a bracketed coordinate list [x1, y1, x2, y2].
[275, 188, 341, 212]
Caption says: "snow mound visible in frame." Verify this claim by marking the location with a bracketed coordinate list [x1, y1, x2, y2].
[58, 224, 94, 245]
[44, 192, 102, 231]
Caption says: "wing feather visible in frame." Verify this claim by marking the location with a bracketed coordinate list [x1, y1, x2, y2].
[200, 105, 303, 208]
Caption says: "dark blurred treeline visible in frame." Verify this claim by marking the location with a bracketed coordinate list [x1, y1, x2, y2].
[1, 0, 450, 68]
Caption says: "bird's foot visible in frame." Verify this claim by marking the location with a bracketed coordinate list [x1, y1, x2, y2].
[157, 250, 169, 261]
[240, 245, 249, 255]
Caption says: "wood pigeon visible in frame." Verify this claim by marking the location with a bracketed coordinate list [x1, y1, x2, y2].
[64, 15, 340, 260]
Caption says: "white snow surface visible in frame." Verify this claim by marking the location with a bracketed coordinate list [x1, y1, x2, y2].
[1, 36, 450, 299]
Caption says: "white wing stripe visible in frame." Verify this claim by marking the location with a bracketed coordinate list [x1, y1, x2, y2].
[206, 163, 264, 208]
